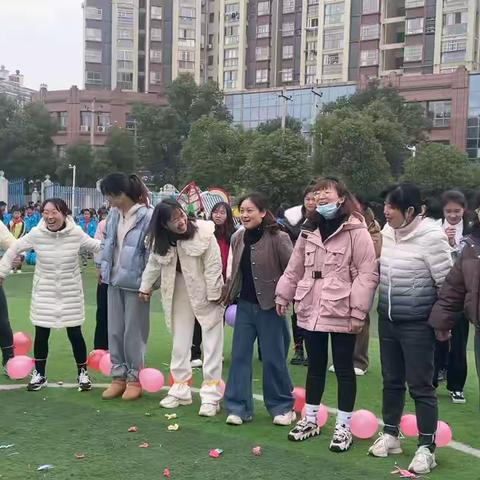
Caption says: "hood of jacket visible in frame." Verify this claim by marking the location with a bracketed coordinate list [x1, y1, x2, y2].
[284, 205, 304, 227]
[382, 215, 443, 244]
[37, 216, 78, 236]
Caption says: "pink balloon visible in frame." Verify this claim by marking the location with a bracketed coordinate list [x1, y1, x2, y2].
[99, 353, 112, 377]
[13, 332, 33, 356]
[292, 387, 306, 413]
[400, 414, 419, 437]
[350, 409, 379, 439]
[6, 355, 34, 380]
[139, 368, 165, 393]
[436, 421, 452, 448]
[225, 305, 237, 327]
[301, 404, 329, 427]
[218, 379, 226, 396]
[87, 349, 107, 372]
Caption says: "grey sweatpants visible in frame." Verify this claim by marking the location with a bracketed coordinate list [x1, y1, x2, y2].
[107, 285, 150, 382]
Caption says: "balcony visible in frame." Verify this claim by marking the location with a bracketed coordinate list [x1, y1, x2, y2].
[323, 64, 342, 75]
[382, 22, 405, 48]
[382, 48, 404, 72]
[405, 0, 424, 7]
[443, 0, 468, 11]
[443, 23, 468, 36]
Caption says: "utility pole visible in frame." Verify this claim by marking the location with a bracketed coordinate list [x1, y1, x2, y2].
[68, 164, 76, 215]
[90, 98, 96, 148]
[278, 87, 293, 131]
[310, 88, 323, 158]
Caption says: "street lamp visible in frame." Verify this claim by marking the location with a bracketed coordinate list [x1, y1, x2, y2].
[68, 164, 76, 214]
[406, 145, 416, 158]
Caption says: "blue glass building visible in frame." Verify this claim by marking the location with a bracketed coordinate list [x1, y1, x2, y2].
[467, 74, 480, 160]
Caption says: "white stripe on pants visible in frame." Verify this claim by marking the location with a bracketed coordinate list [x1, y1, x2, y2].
[168, 273, 223, 405]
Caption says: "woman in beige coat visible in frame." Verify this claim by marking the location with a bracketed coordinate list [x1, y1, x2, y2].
[139, 199, 224, 417]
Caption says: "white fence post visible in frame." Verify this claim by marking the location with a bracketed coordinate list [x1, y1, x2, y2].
[0, 171, 8, 204]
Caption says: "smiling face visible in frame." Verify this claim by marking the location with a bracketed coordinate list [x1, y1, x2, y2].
[443, 201, 464, 226]
[314, 185, 344, 207]
[212, 205, 227, 226]
[43, 202, 66, 231]
[240, 198, 266, 230]
[304, 192, 317, 214]
[167, 208, 188, 234]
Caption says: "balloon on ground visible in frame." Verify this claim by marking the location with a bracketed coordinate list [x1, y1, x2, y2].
[13, 332, 33, 356]
[139, 368, 165, 393]
[99, 353, 112, 376]
[350, 409, 378, 439]
[436, 421, 452, 447]
[87, 349, 107, 372]
[292, 386, 306, 413]
[400, 414, 419, 437]
[6, 355, 34, 380]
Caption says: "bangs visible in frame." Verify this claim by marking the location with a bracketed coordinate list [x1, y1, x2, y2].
[314, 177, 343, 194]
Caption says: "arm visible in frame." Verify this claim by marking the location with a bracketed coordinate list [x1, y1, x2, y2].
[349, 229, 379, 320]
[139, 253, 162, 294]
[203, 236, 224, 302]
[276, 231, 293, 273]
[423, 231, 453, 289]
[94, 220, 106, 267]
[0, 233, 35, 279]
[0, 222, 15, 251]
[80, 231, 102, 253]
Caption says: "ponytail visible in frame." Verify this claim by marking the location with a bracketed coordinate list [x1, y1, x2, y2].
[128, 174, 150, 206]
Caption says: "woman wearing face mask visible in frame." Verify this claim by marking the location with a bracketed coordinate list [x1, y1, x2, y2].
[191, 202, 236, 369]
[139, 199, 224, 417]
[99, 173, 153, 401]
[222, 193, 295, 427]
[368, 183, 452, 475]
[276, 177, 378, 452]
[0, 199, 101, 391]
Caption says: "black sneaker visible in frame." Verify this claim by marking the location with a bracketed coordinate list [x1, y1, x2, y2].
[437, 368, 447, 383]
[290, 350, 305, 366]
[78, 368, 92, 392]
[288, 418, 321, 442]
[27, 370, 48, 391]
[450, 391, 466, 404]
[329, 424, 353, 452]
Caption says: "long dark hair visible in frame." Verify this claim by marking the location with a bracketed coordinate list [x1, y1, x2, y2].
[210, 202, 235, 243]
[382, 182, 423, 217]
[41, 198, 71, 217]
[148, 199, 198, 256]
[238, 192, 280, 234]
[100, 173, 150, 205]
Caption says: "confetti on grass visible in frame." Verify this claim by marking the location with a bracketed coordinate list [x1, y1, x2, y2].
[74, 453, 85, 460]
[128, 426, 138, 432]
[165, 413, 177, 420]
[391, 466, 418, 478]
[209, 449, 223, 458]
[167, 424, 179, 432]
[138, 442, 150, 448]
[163, 468, 171, 478]
[37, 465, 54, 471]
[252, 446, 262, 456]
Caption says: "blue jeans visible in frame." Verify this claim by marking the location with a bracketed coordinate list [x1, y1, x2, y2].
[475, 328, 480, 410]
[224, 300, 294, 419]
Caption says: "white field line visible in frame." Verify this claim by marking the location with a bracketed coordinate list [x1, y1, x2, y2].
[1, 382, 479, 459]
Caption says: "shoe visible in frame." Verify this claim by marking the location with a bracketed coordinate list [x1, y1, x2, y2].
[450, 391, 466, 404]
[77, 368, 92, 392]
[290, 350, 305, 365]
[408, 446, 437, 474]
[199, 403, 220, 417]
[328, 365, 335, 373]
[368, 433, 403, 457]
[273, 410, 296, 426]
[102, 379, 127, 400]
[437, 368, 447, 383]
[329, 424, 353, 452]
[191, 358, 203, 368]
[122, 382, 142, 401]
[159, 395, 192, 409]
[303, 357, 309, 367]
[354, 367, 367, 376]
[27, 370, 47, 391]
[226, 414, 243, 425]
[16, 270, 22, 274]
[288, 417, 321, 441]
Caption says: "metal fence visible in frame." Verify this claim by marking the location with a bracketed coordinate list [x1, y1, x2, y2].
[44, 185, 106, 215]
[7, 178, 25, 208]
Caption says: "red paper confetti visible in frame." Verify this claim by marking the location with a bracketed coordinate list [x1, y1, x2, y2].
[163, 468, 171, 478]
[391, 466, 417, 479]
[251, 446, 262, 456]
[74, 453, 85, 460]
[209, 448, 223, 458]
[128, 426, 138, 432]
[138, 442, 150, 448]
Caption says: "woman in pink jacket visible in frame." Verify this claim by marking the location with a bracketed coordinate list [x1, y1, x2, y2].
[276, 177, 379, 452]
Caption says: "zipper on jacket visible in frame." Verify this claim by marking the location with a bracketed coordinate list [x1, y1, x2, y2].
[387, 264, 393, 322]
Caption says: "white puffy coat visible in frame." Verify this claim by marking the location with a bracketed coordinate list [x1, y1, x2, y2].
[0, 221, 15, 251]
[0, 218, 101, 328]
[140, 220, 224, 332]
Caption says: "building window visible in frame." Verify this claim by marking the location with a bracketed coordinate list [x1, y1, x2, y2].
[258, 1, 270, 16]
[255, 46, 270, 60]
[443, 11, 467, 35]
[117, 72, 133, 90]
[224, 48, 239, 67]
[179, 50, 195, 69]
[208, 55, 214, 66]
[180, 7, 196, 18]
[427, 100, 451, 128]
[441, 50, 466, 63]
[209, 12, 214, 22]
[85, 7, 102, 20]
[283, 0, 295, 14]
[323, 53, 343, 75]
[225, 3, 240, 22]
[85, 28, 102, 41]
[97, 113, 111, 128]
[305, 64, 316, 84]
[117, 39, 134, 48]
[257, 24, 270, 38]
[150, 49, 162, 63]
[404, 45, 423, 62]
[406, 18, 424, 35]
[362, 0, 379, 14]
[283, 44, 294, 59]
[306, 40, 317, 60]
[118, 29, 133, 39]
[442, 39, 467, 52]
[324, 2, 344, 25]
[224, 70, 238, 89]
[151, 28, 162, 41]
[425, 17, 435, 34]
[256, 68, 269, 83]
[405, 0, 425, 7]
[57, 112, 68, 131]
[308, 17, 319, 28]
[117, 59, 133, 69]
[85, 49, 102, 63]
[151, 6, 163, 20]
[150, 71, 162, 85]
[85, 70, 102, 85]
[282, 68, 293, 82]
[359, 49, 378, 66]
[282, 22, 295, 36]
[360, 24, 379, 40]
[323, 28, 343, 49]
[80, 111, 92, 129]
[179, 38, 195, 47]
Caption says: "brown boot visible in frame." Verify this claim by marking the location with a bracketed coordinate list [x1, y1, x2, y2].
[102, 379, 126, 400]
[122, 381, 143, 401]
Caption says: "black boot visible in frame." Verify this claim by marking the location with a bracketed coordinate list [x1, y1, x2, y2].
[290, 350, 305, 366]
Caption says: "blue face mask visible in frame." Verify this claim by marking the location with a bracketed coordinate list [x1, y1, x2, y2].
[316, 203, 340, 220]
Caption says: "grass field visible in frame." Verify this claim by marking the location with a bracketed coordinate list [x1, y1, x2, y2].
[1, 265, 480, 480]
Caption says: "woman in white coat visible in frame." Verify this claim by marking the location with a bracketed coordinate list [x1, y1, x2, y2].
[0, 199, 101, 391]
[139, 199, 224, 417]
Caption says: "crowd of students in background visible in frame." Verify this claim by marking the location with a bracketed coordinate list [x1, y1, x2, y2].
[0, 173, 479, 476]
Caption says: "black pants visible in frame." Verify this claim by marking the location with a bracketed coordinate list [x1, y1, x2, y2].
[34, 326, 87, 376]
[0, 286, 13, 365]
[191, 319, 202, 360]
[433, 339, 449, 385]
[291, 310, 305, 354]
[94, 282, 109, 350]
[379, 318, 437, 448]
[304, 330, 356, 412]
[446, 316, 469, 392]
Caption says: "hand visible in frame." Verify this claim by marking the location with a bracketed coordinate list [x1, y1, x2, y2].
[435, 329, 451, 342]
[96, 268, 102, 284]
[138, 291, 152, 302]
[12, 255, 23, 269]
[445, 227, 457, 246]
[276, 303, 288, 316]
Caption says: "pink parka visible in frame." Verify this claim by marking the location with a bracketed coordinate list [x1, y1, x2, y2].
[275, 213, 379, 334]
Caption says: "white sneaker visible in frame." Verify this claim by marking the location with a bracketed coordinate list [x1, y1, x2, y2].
[198, 403, 220, 417]
[328, 365, 335, 373]
[78, 368, 92, 392]
[408, 446, 437, 474]
[368, 433, 403, 457]
[226, 414, 243, 425]
[27, 370, 47, 391]
[159, 395, 192, 409]
[273, 410, 296, 426]
[354, 367, 367, 376]
[191, 358, 203, 368]
[329, 424, 353, 452]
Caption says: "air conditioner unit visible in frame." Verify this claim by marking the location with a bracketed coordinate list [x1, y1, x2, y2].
[80, 125, 90, 133]
[97, 125, 106, 133]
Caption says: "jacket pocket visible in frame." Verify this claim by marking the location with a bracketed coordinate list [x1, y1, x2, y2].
[294, 282, 313, 315]
[323, 246, 346, 268]
[320, 278, 351, 318]
[304, 243, 316, 267]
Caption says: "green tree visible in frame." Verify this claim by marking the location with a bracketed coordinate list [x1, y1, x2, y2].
[256, 116, 302, 134]
[95, 127, 137, 175]
[239, 129, 311, 208]
[403, 143, 472, 194]
[56, 142, 98, 187]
